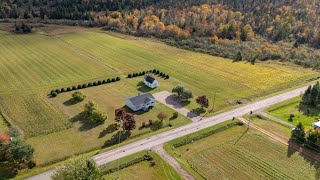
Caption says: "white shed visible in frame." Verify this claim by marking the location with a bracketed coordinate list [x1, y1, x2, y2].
[143, 75, 159, 89]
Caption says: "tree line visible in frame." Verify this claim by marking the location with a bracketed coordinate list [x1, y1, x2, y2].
[3, 1, 320, 68]
[2, 0, 320, 46]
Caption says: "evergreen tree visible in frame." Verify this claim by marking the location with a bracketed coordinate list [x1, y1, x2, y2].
[291, 122, 305, 144]
[235, 51, 242, 61]
[305, 131, 319, 151]
[302, 85, 312, 105]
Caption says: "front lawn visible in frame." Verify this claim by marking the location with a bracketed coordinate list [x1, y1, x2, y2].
[266, 96, 320, 129]
[27, 79, 191, 165]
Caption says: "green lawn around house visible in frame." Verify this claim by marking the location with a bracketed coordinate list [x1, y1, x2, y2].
[267, 96, 320, 129]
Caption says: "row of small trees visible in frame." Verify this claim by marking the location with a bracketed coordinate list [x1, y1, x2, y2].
[127, 69, 170, 79]
[50, 77, 120, 97]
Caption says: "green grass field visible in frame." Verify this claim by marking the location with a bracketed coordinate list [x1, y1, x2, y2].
[0, 95, 69, 137]
[57, 30, 320, 111]
[165, 121, 319, 179]
[0, 25, 320, 174]
[0, 30, 114, 95]
[101, 151, 182, 180]
[245, 114, 292, 140]
[25, 78, 190, 165]
[267, 97, 320, 129]
[0, 113, 8, 133]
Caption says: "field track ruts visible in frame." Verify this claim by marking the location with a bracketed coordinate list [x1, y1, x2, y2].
[239, 117, 320, 161]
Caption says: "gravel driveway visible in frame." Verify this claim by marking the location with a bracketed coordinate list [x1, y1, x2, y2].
[153, 91, 201, 122]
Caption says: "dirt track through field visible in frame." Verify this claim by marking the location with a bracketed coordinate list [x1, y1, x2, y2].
[153, 145, 195, 180]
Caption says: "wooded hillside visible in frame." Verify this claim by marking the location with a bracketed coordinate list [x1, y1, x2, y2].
[1, 0, 320, 67]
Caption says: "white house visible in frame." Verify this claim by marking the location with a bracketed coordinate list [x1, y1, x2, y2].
[125, 93, 156, 111]
[143, 75, 159, 89]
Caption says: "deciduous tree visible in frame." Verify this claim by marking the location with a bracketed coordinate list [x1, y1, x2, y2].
[52, 156, 103, 180]
[196, 95, 209, 108]
[122, 113, 136, 131]
[72, 91, 86, 102]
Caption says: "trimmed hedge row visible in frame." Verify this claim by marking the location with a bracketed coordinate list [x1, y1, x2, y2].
[50, 77, 121, 97]
[127, 69, 170, 79]
[172, 121, 243, 148]
[101, 154, 154, 175]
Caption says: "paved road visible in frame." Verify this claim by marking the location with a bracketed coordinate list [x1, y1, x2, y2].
[28, 85, 308, 179]
[153, 145, 195, 180]
[92, 86, 308, 165]
[153, 91, 201, 122]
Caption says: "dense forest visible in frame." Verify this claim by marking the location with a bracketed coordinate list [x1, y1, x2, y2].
[1, 0, 320, 68]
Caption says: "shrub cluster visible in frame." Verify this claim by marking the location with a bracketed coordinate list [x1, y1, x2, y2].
[172, 121, 243, 148]
[50, 77, 121, 97]
[127, 71, 146, 78]
[127, 69, 170, 79]
[101, 153, 154, 174]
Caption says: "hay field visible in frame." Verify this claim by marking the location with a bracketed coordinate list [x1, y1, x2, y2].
[57, 30, 320, 110]
[0, 95, 69, 137]
[165, 121, 319, 179]
[0, 30, 114, 95]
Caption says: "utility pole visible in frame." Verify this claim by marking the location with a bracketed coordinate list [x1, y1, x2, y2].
[209, 92, 216, 114]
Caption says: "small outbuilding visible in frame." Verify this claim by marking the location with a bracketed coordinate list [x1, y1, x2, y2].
[143, 75, 159, 89]
[312, 121, 320, 129]
[125, 93, 156, 112]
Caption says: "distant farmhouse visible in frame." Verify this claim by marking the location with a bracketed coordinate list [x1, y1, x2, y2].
[125, 93, 156, 111]
[143, 75, 159, 89]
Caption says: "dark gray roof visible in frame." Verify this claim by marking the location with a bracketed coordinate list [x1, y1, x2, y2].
[145, 75, 156, 84]
[127, 93, 155, 106]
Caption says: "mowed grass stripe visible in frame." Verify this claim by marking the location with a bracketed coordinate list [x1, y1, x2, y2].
[58, 33, 151, 72]
[0, 95, 69, 137]
[197, 147, 256, 179]
[1, 37, 54, 85]
[7, 35, 97, 81]
[0, 32, 114, 94]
